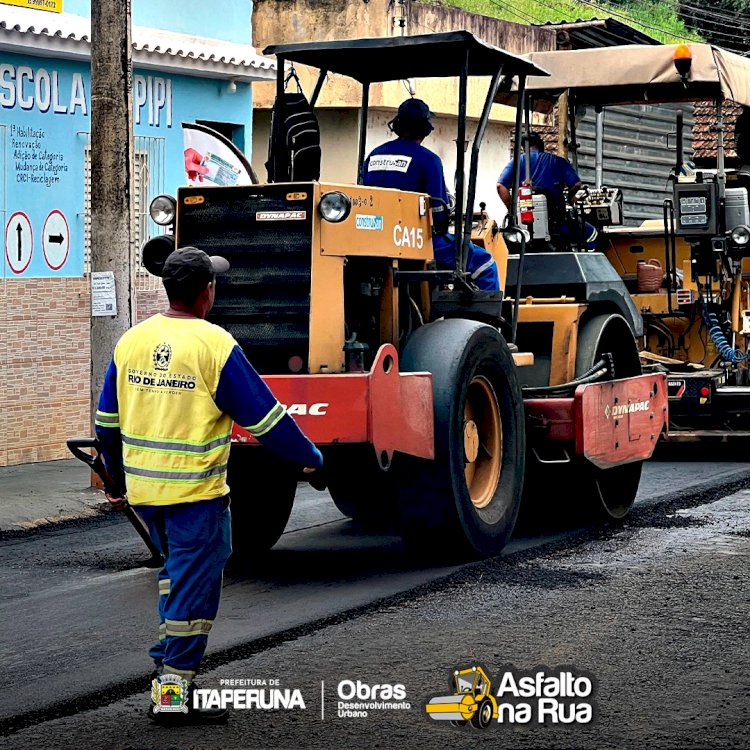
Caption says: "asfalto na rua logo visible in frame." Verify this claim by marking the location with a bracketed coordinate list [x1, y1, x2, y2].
[425, 664, 596, 728]
[151, 673, 189, 715]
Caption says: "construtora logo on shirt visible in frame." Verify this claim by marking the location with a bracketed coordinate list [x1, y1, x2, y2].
[367, 155, 412, 173]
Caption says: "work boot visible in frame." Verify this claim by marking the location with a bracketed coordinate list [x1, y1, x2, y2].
[148, 682, 229, 726]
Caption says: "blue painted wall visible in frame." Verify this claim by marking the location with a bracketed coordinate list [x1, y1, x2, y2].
[62, 0, 252, 44]
[1, 51, 252, 278]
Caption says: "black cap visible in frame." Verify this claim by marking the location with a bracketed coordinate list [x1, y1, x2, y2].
[161, 246, 229, 303]
[389, 98, 434, 136]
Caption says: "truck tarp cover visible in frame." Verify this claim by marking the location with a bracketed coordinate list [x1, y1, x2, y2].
[264, 31, 548, 82]
[497, 43, 750, 109]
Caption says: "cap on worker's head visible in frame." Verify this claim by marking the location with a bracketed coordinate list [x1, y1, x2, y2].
[389, 97, 434, 137]
[161, 246, 229, 303]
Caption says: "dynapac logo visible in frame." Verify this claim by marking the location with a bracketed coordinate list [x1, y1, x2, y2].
[604, 400, 650, 420]
[256, 210, 306, 221]
[282, 403, 329, 416]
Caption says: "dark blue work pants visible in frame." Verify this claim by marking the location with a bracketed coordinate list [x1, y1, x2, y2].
[136, 497, 232, 682]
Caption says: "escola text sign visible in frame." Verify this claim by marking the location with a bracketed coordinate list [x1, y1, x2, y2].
[0, 0, 62, 12]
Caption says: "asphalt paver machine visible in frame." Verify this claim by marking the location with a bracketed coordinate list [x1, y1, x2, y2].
[142, 32, 667, 559]
[509, 43, 750, 441]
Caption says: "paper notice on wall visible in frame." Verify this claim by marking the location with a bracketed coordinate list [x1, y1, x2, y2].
[91, 271, 117, 317]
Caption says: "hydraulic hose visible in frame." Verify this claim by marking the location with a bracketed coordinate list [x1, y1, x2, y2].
[701, 301, 747, 364]
[522, 357, 611, 398]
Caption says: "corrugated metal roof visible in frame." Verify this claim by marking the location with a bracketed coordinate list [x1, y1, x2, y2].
[0, 6, 276, 80]
[539, 18, 661, 49]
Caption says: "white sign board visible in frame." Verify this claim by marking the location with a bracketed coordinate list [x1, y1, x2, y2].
[91, 271, 117, 317]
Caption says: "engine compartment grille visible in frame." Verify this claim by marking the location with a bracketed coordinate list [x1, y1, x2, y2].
[177, 184, 313, 373]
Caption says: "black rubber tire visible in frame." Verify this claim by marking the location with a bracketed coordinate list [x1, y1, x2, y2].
[470, 698, 494, 729]
[226, 446, 297, 559]
[324, 445, 395, 528]
[396, 319, 525, 559]
[575, 313, 643, 521]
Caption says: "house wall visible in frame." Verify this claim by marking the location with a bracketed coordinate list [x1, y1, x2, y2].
[252, 0, 553, 222]
[0, 1, 257, 466]
[253, 0, 554, 122]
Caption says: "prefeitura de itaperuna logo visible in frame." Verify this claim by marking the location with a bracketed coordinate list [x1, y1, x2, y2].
[151, 673, 189, 715]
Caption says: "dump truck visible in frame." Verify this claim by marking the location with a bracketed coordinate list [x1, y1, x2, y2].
[501, 42, 750, 442]
[141, 32, 667, 560]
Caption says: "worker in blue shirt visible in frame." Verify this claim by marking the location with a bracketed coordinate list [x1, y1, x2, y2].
[496, 132, 598, 250]
[362, 98, 499, 291]
[95, 246, 323, 725]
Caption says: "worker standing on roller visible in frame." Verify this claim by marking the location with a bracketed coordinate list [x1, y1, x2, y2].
[94, 246, 323, 725]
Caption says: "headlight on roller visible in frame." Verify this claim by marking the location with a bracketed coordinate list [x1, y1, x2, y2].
[149, 195, 176, 226]
[731, 225, 750, 246]
[319, 191, 351, 223]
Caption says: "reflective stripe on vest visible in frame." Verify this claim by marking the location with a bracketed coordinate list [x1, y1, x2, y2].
[124, 463, 228, 483]
[121, 432, 231, 456]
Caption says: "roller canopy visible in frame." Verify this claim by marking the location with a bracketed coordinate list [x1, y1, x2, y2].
[264, 31, 549, 83]
[497, 43, 750, 110]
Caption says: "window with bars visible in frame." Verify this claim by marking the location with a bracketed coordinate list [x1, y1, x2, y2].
[83, 135, 166, 283]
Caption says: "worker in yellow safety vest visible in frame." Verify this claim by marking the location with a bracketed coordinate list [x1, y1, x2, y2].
[95, 246, 323, 725]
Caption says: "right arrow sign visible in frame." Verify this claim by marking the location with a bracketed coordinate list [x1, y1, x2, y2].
[42, 210, 70, 271]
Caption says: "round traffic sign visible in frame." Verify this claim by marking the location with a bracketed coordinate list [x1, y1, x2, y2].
[5, 212, 33, 275]
[42, 209, 70, 271]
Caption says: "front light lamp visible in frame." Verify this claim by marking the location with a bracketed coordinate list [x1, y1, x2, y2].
[319, 191, 351, 223]
[149, 195, 176, 226]
[731, 225, 750, 246]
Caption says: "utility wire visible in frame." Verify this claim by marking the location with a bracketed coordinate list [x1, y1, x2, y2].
[677, 1, 750, 24]
[572, 0, 700, 42]
[488, 0, 546, 25]
[607, 0, 750, 45]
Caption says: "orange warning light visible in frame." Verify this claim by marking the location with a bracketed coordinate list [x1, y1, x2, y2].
[674, 44, 692, 77]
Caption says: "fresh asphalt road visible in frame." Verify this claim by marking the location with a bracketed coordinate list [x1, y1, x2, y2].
[1, 455, 749, 739]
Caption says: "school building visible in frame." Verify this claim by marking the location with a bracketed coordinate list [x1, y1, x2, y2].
[0, 0, 274, 465]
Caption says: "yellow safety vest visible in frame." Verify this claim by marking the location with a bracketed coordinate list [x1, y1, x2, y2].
[113, 314, 236, 506]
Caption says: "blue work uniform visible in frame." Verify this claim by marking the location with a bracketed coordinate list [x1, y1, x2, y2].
[497, 150, 598, 250]
[96, 314, 322, 682]
[362, 139, 499, 290]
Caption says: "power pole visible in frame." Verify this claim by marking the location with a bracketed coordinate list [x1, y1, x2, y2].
[90, 0, 134, 420]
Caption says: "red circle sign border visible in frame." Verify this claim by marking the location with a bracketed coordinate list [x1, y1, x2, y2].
[43, 209, 70, 271]
[5, 211, 33, 275]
